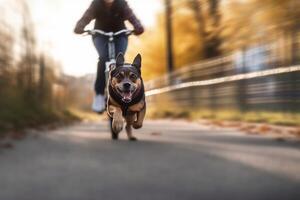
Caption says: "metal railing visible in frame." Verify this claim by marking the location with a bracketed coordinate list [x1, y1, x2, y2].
[145, 40, 300, 114]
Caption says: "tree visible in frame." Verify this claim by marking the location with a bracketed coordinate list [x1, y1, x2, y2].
[189, 0, 222, 59]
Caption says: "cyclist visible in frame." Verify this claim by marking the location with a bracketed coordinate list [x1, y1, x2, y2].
[74, 0, 144, 113]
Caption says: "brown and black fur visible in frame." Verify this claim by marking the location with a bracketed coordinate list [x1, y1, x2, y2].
[107, 53, 146, 141]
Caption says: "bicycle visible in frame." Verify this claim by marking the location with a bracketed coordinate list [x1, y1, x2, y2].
[83, 29, 133, 139]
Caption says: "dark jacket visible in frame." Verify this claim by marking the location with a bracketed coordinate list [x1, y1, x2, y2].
[76, 0, 144, 33]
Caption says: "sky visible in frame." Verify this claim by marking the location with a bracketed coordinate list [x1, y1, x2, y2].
[28, 0, 163, 77]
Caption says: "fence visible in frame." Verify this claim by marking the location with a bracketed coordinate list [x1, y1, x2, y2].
[145, 38, 300, 121]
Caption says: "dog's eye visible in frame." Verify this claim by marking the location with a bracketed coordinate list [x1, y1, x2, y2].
[116, 74, 124, 80]
[130, 74, 137, 80]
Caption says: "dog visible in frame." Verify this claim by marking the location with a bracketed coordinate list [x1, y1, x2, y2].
[107, 53, 146, 141]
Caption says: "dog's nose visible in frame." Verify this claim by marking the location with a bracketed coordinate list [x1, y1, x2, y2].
[123, 83, 131, 89]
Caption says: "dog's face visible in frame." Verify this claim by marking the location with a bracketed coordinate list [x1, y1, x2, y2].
[110, 53, 142, 103]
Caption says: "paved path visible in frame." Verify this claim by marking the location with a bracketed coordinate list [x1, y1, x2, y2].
[1, 120, 300, 200]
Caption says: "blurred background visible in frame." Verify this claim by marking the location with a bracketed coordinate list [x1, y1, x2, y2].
[0, 0, 299, 134]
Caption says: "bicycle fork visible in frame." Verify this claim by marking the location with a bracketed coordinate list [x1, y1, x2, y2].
[105, 40, 116, 83]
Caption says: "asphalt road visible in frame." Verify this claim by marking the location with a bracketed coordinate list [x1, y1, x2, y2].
[1, 120, 300, 200]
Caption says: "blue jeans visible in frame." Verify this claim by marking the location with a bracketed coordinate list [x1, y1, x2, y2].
[93, 35, 128, 95]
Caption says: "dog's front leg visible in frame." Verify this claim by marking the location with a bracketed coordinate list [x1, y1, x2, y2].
[109, 106, 124, 134]
[133, 106, 146, 129]
[125, 115, 137, 141]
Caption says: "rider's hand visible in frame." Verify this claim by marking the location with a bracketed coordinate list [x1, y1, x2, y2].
[74, 22, 85, 34]
[134, 26, 144, 35]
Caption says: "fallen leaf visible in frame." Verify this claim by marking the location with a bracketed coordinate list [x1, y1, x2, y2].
[258, 125, 272, 134]
[151, 132, 162, 136]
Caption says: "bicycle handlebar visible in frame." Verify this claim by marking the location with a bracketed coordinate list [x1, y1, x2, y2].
[83, 29, 133, 37]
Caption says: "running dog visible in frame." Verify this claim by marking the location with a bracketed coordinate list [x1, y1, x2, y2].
[107, 53, 146, 141]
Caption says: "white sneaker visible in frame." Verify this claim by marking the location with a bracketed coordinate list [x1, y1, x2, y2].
[92, 94, 106, 113]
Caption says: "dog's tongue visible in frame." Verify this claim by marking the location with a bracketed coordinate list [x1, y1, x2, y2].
[122, 91, 132, 103]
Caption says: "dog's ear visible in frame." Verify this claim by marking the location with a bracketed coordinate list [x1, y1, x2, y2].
[116, 53, 125, 67]
[132, 54, 142, 70]
[109, 63, 116, 71]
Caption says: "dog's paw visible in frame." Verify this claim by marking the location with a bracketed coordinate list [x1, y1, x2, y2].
[133, 123, 143, 129]
[111, 131, 119, 140]
[129, 136, 138, 141]
[112, 118, 124, 133]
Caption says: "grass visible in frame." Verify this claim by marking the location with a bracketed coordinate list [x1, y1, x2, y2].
[0, 86, 83, 138]
[0, 101, 81, 137]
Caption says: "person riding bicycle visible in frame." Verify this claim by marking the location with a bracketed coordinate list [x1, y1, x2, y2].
[74, 0, 144, 113]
